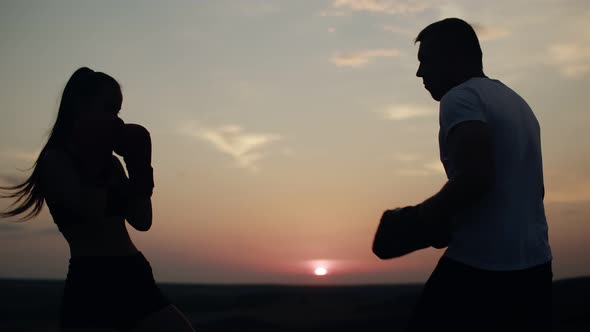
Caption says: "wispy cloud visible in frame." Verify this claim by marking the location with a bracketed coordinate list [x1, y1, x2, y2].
[472, 23, 511, 42]
[331, 48, 400, 67]
[380, 104, 433, 121]
[546, 43, 590, 79]
[183, 124, 281, 172]
[330, 0, 436, 15]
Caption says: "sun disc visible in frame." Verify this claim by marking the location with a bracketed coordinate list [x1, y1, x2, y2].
[314, 267, 328, 276]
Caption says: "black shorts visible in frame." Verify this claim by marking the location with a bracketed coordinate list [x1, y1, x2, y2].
[407, 256, 553, 332]
[59, 251, 170, 330]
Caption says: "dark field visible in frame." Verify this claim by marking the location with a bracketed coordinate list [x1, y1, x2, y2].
[1, 277, 589, 331]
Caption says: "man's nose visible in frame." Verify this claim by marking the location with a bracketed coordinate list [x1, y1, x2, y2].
[416, 64, 423, 78]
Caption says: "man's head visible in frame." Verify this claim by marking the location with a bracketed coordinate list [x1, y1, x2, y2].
[415, 18, 484, 101]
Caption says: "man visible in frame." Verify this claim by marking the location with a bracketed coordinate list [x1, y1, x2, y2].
[372, 18, 553, 331]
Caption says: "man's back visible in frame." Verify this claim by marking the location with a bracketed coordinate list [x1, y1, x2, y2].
[439, 77, 552, 270]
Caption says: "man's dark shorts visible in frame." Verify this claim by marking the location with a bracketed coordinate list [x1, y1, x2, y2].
[407, 256, 553, 332]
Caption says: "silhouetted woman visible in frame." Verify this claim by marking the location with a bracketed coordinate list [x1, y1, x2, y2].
[0, 67, 195, 331]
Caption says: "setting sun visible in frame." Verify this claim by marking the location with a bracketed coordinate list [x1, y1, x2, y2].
[314, 267, 328, 276]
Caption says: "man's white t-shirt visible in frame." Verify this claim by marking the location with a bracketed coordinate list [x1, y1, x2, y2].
[439, 77, 552, 271]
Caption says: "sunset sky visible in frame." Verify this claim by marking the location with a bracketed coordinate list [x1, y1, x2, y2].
[1, 0, 589, 285]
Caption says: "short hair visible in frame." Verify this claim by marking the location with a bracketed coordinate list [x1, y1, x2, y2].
[415, 18, 483, 72]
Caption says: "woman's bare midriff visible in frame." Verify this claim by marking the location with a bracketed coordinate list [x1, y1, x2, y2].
[61, 216, 139, 257]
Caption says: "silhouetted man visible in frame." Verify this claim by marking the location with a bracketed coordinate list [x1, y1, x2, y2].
[373, 18, 553, 332]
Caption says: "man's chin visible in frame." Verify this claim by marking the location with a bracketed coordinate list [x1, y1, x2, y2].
[427, 89, 442, 101]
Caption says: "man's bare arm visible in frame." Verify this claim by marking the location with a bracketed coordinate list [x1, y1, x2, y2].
[418, 120, 495, 225]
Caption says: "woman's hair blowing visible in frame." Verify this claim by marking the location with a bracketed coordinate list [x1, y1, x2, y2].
[0, 67, 121, 221]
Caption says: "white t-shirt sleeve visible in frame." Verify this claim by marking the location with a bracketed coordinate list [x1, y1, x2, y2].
[439, 86, 487, 142]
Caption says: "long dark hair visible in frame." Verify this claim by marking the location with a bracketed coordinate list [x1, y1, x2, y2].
[0, 67, 122, 221]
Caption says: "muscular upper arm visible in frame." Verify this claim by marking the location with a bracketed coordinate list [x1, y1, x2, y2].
[446, 120, 495, 189]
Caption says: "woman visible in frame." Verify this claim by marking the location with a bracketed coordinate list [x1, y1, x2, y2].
[0, 67, 195, 331]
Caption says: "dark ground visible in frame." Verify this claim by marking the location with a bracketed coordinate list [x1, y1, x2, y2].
[0, 277, 589, 331]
